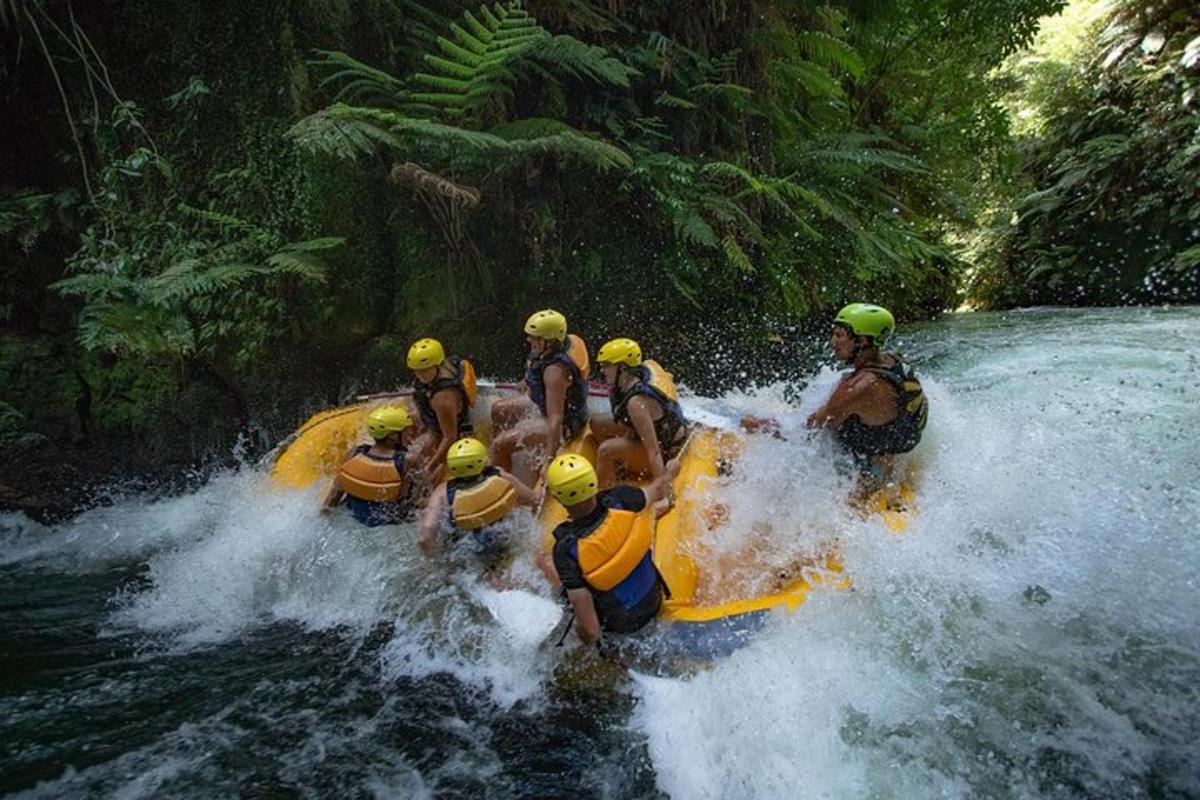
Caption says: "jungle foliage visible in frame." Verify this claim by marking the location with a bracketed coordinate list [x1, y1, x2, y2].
[970, 0, 1200, 306]
[4, 0, 1173, 506]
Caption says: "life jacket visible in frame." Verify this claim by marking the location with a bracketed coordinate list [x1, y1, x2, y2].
[446, 467, 518, 531]
[525, 334, 589, 437]
[610, 360, 689, 448]
[338, 445, 406, 502]
[836, 355, 927, 456]
[571, 508, 660, 611]
[412, 356, 477, 437]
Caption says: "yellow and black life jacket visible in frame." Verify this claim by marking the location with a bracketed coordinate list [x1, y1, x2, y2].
[338, 446, 406, 502]
[526, 334, 590, 437]
[836, 354, 927, 456]
[610, 360, 689, 446]
[447, 467, 518, 531]
[575, 508, 654, 591]
[412, 357, 477, 437]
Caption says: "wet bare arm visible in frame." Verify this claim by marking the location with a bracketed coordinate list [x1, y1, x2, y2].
[807, 373, 877, 429]
[568, 588, 602, 644]
[640, 470, 673, 509]
[626, 395, 666, 480]
[542, 362, 568, 458]
[426, 390, 461, 479]
[418, 481, 449, 556]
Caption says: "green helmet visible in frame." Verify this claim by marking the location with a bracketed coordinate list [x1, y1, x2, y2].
[834, 303, 895, 347]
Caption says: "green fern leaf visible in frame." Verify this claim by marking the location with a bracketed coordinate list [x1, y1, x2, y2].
[655, 92, 698, 109]
[722, 235, 755, 273]
[795, 32, 864, 78]
[534, 35, 639, 87]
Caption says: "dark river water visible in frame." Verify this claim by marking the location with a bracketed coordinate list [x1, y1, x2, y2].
[3, 307, 1198, 799]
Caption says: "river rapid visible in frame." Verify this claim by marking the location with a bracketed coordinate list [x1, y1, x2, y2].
[2, 307, 1198, 799]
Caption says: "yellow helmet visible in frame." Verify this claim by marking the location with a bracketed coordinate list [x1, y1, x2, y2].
[407, 338, 446, 370]
[547, 454, 598, 505]
[596, 337, 642, 367]
[524, 309, 567, 341]
[366, 405, 413, 440]
[447, 437, 488, 478]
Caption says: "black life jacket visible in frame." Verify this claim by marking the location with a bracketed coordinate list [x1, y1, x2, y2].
[609, 363, 689, 449]
[412, 357, 475, 437]
[525, 345, 589, 438]
[836, 355, 927, 456]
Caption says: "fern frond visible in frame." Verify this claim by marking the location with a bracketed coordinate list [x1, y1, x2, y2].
[264, 251, 329, 282]
[533, 35, 639, 87]
[655, 92, 698, 109]
[288, 111, 390, 159]
[795, 145, 926, 173]
[711, 50, 741, 81]
[52, 272, 138, 298]
[274, 237, 345, 253]
[1172, 245, 1200, 271]
[778, 61, 843, 99]
[673, 210, 719, 249]
[795, 32, 864, 78]
[312, 50, 408, 107]
[338, 107, 508, 151]
[489, 121, 633, 171]
[722, 235, 755, 273]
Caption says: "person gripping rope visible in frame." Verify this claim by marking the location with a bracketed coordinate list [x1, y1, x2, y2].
[322, 405, 419, 526]
[418, 438, 539, 570]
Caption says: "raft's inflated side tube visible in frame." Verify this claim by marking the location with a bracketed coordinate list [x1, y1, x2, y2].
[577, 508, 654, 591]
[338, 452, 404, 502]
[452, 473, 517, 530]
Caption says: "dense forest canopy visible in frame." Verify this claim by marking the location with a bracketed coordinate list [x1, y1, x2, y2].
[1, 0, 1197, 511]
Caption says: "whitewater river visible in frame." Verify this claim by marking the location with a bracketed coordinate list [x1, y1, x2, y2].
[2, 307, 1198, 799]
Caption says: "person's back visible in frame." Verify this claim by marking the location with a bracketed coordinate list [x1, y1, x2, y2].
[834, 352, 926, 457]
[551, 483, 662, 633]
[536, 454, 671, 645]
[419, 438, 539, 569]
[323, 405, 417, 526]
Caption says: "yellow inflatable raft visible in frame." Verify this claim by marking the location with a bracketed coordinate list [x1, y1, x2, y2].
[270, 386, 913, 629]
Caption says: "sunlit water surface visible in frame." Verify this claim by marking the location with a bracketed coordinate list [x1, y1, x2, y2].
[2, 307, 1198, 799]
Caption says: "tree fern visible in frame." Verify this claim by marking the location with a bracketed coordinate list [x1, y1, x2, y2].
[313, 50, 410, 108]
[533, 35, 639, 87]
[721, 235, 755, 273]
[795, 31, 865, 79]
